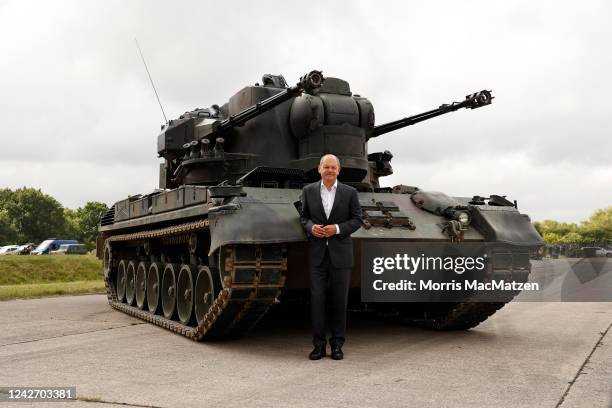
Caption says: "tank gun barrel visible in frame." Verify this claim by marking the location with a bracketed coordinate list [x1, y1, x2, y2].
[371, 90, 493, 138]
[217, 70, 324, 133]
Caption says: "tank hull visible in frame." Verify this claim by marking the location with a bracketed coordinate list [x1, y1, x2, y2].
[98, 185, 542, 340]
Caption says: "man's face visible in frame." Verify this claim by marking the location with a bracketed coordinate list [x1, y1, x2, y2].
[318, 157, 340, 185]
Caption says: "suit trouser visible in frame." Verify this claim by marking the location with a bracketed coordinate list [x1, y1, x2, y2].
[310, 247, 351, 347]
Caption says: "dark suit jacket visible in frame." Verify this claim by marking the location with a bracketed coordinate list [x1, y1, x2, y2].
[300, 181, 363, 269]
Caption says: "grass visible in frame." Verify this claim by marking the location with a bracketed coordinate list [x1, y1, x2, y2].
[0, 254, 102, 285]
[0, 280, 105, 301]
[0, 254, 104, 300]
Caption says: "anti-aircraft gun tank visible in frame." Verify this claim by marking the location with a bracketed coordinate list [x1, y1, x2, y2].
[97, 70, 543, 340]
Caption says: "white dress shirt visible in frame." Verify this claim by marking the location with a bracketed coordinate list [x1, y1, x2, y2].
[320, 180, 340, 235]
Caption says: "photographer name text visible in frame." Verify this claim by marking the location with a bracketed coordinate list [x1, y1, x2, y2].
[372, 279, 539, 291]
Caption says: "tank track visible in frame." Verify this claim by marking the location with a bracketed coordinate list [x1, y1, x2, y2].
[403, 271, 529, 330]
[406, 301, 508, 330]
[103, 219, 287, 341]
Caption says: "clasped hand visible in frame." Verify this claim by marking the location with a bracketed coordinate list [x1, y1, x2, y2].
[311, 224, 337, 238]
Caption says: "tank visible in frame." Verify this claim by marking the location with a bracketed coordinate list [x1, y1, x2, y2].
[97, 70, 543, 340]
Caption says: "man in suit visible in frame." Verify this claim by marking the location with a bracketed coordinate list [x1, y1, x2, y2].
[300, 154, 362, 360]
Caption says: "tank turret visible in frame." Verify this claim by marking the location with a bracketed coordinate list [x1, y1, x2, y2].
[158, 70, 492, 191]
[157, 70, 323, 188]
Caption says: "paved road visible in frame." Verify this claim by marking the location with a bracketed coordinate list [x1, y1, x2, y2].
[0, 274, 611, 407]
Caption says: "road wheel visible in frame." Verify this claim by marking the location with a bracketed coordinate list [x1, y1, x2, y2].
[162, 264, 178, 320]
[125, 261, 137, 306]
[147, 262, 163, 314]
[195, 266, 217, 325]
[116, 260, 127, 303]
[135, 261, 149, 310]
[103, 241, 113, 279]
[177, 265, 196, 325]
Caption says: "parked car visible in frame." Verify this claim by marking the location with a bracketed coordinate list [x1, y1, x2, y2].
[50, 243, 87, 255]
[0, 245, 20, 255]
[16, 243, 36, 255]
[580, 246, 612, 257]
[30, 239, 78, 255]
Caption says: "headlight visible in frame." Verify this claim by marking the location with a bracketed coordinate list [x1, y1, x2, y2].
[443, 207, 471, 227]
[454, 211, 470, 225]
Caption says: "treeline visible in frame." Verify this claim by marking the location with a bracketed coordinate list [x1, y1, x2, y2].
[0, 188, 108, 250]
[533, 206, 612, 244]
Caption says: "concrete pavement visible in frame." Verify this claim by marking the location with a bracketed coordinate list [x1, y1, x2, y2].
[0, 269, 610, 407]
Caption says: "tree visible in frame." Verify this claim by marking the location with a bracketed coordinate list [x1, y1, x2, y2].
[2, 188, 67, 243]
[0, 188, 13, 207]
[63, 208, 80, 240]
[73, 201, 108, 250]
[542, 232, 562, 244]
[558, 231, 584, 244]
[534, 206, 612, 245]
[0, 188, 108, 248]
[0, 189, 19, 245]
[580, 206, 612, 243]
[533, 220, 579, 238]
[0, 208, 19, 245]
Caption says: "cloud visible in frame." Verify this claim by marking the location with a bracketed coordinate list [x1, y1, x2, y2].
[382, 152, 611, 223]
[0, 0, 610, 222]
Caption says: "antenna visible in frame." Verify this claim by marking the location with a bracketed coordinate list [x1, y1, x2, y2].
[135, 38, 168, 123]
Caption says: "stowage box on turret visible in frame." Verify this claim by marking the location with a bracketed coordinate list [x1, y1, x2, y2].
[97, 70, 543, 340]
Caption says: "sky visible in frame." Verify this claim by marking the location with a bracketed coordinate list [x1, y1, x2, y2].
[0, 0, 610, 223]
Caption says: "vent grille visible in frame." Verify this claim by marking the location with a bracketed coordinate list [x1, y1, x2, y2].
[100, 206, 115, 226]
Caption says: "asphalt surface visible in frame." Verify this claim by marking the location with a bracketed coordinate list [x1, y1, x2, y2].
[0, 261, 611, 408]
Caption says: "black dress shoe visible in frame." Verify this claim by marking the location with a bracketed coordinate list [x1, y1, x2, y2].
[309, 345, 326, 360]
[331, 345, 344, 360]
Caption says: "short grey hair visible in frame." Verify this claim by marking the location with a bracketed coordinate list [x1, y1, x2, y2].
[318, 154, 341, 168]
